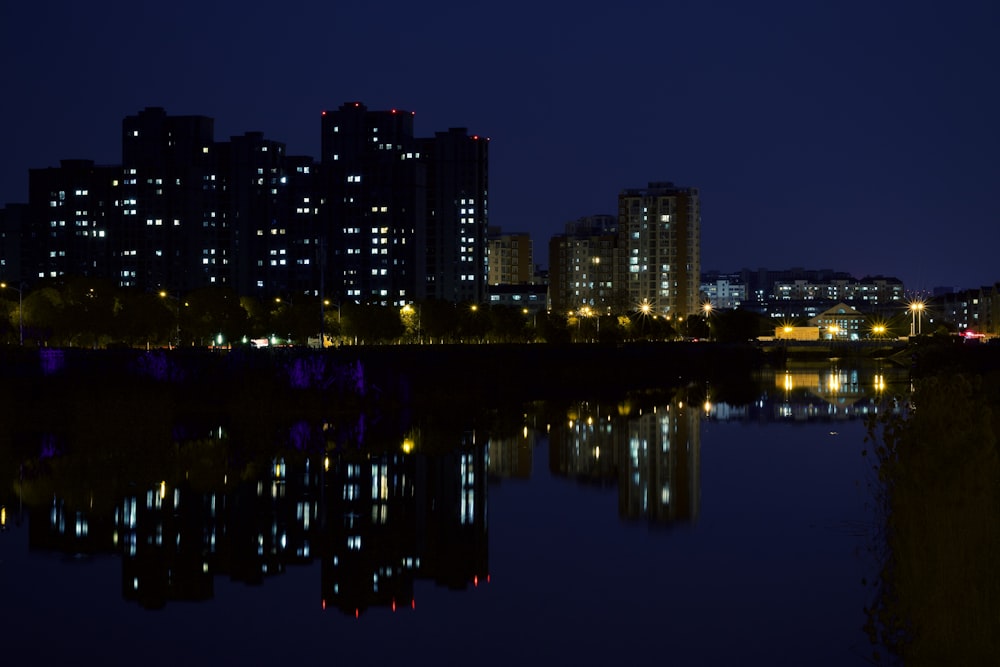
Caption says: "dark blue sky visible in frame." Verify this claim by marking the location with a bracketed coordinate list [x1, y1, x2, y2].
[2, 0, 997, 291]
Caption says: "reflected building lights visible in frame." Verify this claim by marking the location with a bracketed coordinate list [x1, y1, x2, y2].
[7, 365, 909, 617]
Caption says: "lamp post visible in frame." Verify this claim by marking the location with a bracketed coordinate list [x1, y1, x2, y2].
[159, 290, 181, 348]
[909, 300, 925, 337]
[1, 281, 24, 346]
[401, 303, 421, 344]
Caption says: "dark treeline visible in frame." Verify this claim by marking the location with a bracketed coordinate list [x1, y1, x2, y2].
[0, 276, 781, 348]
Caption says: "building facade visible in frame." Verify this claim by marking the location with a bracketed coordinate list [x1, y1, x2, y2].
[547, 214, 621, 315]
[321, 103, 489, 307]
[487, 229, 533, 286]
[418, 128, 490, 304]
[26, 160, 117, 281]
[618, 182, 700, 317]
[118, 107, 225, 292]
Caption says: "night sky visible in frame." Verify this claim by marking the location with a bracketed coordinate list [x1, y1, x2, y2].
[2, 0, 997, 291]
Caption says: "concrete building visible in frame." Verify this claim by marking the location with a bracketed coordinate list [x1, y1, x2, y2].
[487, 229, 533, 286]
[548, 214, 621, 315]
[701, 276, 746, 309]
[809, 302, 867, 340]
[218, 132, 320, 298]
[418, 128, 490, 304]
[118, 107, 225, 292]
[321, 102, 489, 307]
[25, 160, 117, 281]
[619, 182, 700, 317]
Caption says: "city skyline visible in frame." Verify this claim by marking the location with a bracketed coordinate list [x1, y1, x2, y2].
[2, 1, 998, 291]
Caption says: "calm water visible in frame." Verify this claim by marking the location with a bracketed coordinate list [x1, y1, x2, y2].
[0, 361, 907, 666]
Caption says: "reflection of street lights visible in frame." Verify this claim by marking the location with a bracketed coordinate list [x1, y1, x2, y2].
[1, 281, 24, 346]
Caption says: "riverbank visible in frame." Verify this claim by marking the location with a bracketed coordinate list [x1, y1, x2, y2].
[2, 338, 997, 417]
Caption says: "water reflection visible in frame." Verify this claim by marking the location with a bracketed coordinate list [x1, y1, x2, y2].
[25, 433, 489, 615]
[1, 360, 908, 620]
[544, 397, 701, 524]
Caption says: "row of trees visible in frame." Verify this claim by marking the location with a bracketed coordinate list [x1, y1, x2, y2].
[0, 277, 786, 348]
[2, 276, 944, 348]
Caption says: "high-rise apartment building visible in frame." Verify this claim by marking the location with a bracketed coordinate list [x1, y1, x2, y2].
[487, 229, 533, 286]
[548, 215, 620, 315]
[618, 182, 700, 317]
[26, 160, 117, 280]
[118, 107, 224, 292]
[320, 103, 489, 306]
[320, 102, 423, 307]
[9, 104, 489, 305]
[418, 129, 489, 303]
[218, 132, 319, 297]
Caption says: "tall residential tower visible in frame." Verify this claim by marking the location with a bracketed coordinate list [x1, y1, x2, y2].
[320, 102, 489, 307]
[618, 182, 700, 317]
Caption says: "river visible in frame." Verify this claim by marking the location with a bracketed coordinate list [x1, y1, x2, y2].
[0, 359, 907, 666]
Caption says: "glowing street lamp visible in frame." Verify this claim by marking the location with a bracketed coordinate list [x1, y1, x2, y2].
[908, 300, 925, 336]
[701, 301, 714, 340]
[0, 281, 24, 346]
[159, 290, 182, 348]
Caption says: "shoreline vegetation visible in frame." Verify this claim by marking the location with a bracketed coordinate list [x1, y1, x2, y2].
[1, 338, 999, 421]
[864, 345, 1000, 664]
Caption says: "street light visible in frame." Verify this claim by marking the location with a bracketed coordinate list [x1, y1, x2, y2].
[401, 303, 421, 343]
[701, 301, 714, 340]
[1, 281, 24, 346]
[908, 300, 925, 336]
[159, 290, 182, 348]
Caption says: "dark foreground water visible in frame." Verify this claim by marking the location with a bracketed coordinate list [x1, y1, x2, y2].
[0, 362, 904, 666]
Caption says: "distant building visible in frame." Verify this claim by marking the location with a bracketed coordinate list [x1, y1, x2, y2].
[773, 276, 903, 311]
[547, 214, 621, 315]
[26, 159, 117, 282]
[218, 132, 319, 298]
[0, 203, 26, 284]
[619, 183, 700, 317]
[487, 229, 533, 285]
[486, 283, 548, 314]
[321, 103, 489, 306]
[700, 275, 746, 309]
[7, 104, 489, 305]
[936, 284, 1000, 336]
[119, 107, 224, 292]
[417, 127, 490, 304]
[809, 302, 867, 340]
